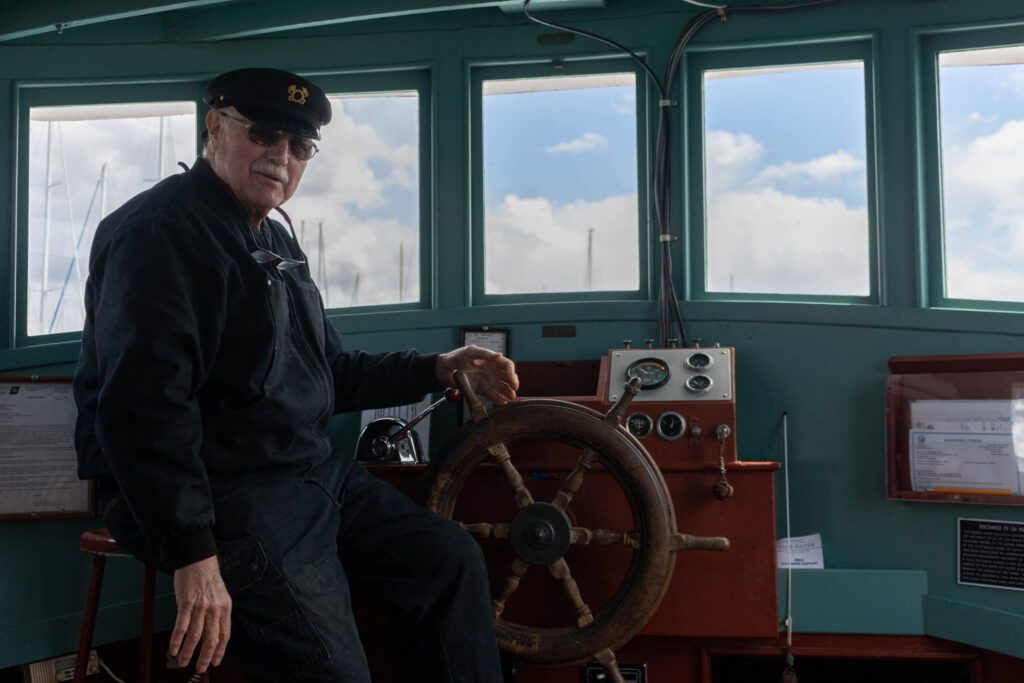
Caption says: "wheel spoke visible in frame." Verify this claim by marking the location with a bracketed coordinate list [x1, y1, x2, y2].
[550, 448, 598, 511]
[594, 648, 626, 683]
[493, 558, 530, 619]
[569, 526, 640, 548]
[460, 522, 510, 541]
[487, 441, 535, 508]
[547, 558, 594, 628]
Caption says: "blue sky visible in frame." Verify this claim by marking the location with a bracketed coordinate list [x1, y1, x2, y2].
[484, 83, 637, 205]
[24, 49, 1024, 333]
[702, 63, 871, 295]
[481, 75, 640, 294]
[938, 55, 1024, 302]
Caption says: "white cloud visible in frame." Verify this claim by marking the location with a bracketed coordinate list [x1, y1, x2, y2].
[544, 132, 609, 155]
[485, 193, 639, 294]
[610, 92, 635, 115]
[290, 100, 418, 212]
[705, 187, 870, 295]
[943, 119, 1024, 237]
[945, 255, 1024, 303]
[705, 130, 763, 167]
[967, 112, 998, 124]
[757, 150, 865, 184]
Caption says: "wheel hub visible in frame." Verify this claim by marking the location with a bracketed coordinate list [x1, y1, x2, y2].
[510, 502, 572, 565]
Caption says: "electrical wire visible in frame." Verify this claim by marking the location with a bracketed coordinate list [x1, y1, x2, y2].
[98, 657, 127, 683]
[522, 0, 666, 100]
[520, 0, 846, 348]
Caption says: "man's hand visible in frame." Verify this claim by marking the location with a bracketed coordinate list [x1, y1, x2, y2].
[436, 345, 519, 405]
[170, 556, 232, 674]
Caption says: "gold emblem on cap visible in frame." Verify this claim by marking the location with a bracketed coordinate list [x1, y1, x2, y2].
[287, 84, 308, 105]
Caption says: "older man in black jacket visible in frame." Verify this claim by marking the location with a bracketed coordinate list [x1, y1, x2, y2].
[74, 68, 516, 683]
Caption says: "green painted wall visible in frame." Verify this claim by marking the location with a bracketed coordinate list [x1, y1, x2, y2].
[1, 0, 1023, 670]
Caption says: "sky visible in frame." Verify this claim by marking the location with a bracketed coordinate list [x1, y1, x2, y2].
[23, 50, 1024, 336]
[938, 53, 1024, 303]
[483, 76, 640, 294]
[703, 63, 870, 296]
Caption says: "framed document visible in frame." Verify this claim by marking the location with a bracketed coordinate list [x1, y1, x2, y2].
[461, 326, 511, 356]
[0, 376, 93, 519]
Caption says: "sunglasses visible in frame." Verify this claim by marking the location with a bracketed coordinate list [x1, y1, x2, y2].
[251, 248, 306, 271]
[218, 110, 319, 161]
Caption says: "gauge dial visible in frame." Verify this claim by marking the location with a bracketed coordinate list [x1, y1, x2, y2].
[685, 352, 714, 371]
[626, 413, 653, 439]
[657, 412, 686, 440]
[685, 374, 713, 393]
[626, 357, 671, 389]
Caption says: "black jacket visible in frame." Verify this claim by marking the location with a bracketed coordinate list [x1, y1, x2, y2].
[74, 159, 439, 569]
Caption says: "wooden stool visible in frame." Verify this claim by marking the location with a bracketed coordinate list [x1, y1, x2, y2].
[75, 528, 156, 683]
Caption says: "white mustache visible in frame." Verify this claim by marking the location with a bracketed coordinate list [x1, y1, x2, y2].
[252, 161, 288, 184]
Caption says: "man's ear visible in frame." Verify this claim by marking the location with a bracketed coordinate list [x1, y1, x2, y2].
[204, 109, 222, 147]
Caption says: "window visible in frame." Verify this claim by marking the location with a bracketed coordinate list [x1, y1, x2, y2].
[473, 62, 645, 300]
[285, 84, 424, 309]
[694, 43, 875, 301]
[25, 101, 197, 337]
[936, 44, 1024, 305]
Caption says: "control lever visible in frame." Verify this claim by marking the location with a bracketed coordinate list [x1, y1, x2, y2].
[712, 424, 734, 501]
[371, 387, 461, 461]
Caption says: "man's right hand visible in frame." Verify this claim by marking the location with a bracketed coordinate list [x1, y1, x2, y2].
[170, 555, 232, 674]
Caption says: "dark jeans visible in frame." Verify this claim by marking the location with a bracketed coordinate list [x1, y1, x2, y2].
[209, 459, 501, 682]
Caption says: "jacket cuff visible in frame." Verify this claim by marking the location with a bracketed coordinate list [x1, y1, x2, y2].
[163, 526, 218, 570]
[415, 353, 443, 393]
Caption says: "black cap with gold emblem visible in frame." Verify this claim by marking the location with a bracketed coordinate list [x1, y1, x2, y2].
[203, 68, 332, 140]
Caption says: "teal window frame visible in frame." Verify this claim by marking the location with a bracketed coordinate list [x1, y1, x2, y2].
[684, 37, 880, 305]
[917, 24, 1024, 314]
[469, 57, 651, 306]
[13, 78, 205, 349]
[309, 68, 434, 317]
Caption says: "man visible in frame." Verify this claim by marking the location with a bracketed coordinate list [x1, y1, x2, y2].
[74, 68, 517, 682]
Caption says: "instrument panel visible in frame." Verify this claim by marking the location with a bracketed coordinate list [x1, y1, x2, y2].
[609, 348, 733, 403]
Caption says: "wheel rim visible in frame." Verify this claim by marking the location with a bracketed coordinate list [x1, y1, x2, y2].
[424, 399, 677, 666]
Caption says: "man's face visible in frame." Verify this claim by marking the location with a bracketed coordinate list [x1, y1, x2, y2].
[205, 107, 308, 225]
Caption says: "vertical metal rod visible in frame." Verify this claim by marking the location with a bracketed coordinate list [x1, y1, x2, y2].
[782, 411, 793, 650]
[57, 125, 85, 323]
[41, 121, 54, 332]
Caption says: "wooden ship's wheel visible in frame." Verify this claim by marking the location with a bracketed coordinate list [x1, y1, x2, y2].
[422, 372, 730, 683]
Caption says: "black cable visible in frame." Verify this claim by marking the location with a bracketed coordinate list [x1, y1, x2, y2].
[522, 0, 666, 101]
[520, 0, 848, 348]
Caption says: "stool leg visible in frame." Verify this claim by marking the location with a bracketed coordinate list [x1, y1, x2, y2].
[139, 564, 156, 683]
[75, 555, 106, 683]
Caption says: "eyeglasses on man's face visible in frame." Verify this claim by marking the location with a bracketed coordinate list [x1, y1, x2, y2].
[250, 248, 306, 271]
[218, 110, 319, 161]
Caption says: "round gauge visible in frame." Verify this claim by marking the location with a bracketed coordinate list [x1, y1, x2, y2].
[685, 374, 714, 393]
[625, 357, 671, 389]
[685, 352, 714, 371]
[626, 413, 653, 439]
[656, 412, 686, 441]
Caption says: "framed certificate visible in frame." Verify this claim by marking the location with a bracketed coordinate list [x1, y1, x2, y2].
[0, 376, 94, 519]
[461, 326, 511, 356]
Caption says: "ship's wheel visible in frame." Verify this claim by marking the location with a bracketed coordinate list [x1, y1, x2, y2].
[421, 372, 729, 683]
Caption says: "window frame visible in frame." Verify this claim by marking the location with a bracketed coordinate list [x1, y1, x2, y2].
[307, 68, 433, 316]
[469, 57, 651, 305]
[13, 78, 205, 348]
[685, 37, 880, 305]
[918, 25, 1024, 313]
